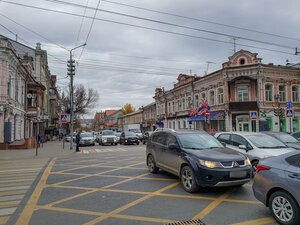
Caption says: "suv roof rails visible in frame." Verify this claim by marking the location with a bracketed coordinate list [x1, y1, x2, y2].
[154, 128, 176, 133]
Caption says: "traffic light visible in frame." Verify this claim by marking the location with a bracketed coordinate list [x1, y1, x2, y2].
[67, 60, 75, 76]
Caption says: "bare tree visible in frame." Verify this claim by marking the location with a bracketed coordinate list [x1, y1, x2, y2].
[59, 84, 99, 115]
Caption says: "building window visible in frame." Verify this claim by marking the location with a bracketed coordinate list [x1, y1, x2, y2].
[201, 93, 206, 102]
[168, 102, 171, 113]
[178, 120, 180, 129]
[183, 120, 186, 128]
[292, 85, 299, 102]
[279, 85, 286, 102]
[194, 95, 199, 106]
[182, 98, 186, 109]
[265, 83, 273, 102]
[237, 86, 249, 102]
[7, 75, 11, 97]
[15, 77, 19, 101]
[172, 101, 175, 112]
[187, 96, 192, 108]
[217, 88, 224, 104]
[209, 90, 215, 105]
[27, 91, 37, 107]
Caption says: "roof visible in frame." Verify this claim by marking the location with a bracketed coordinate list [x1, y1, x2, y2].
[105, 109, 121, 116]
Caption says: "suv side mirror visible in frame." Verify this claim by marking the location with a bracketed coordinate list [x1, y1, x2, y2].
[221, 142, 226, 147]
[168, 143, 179, 151]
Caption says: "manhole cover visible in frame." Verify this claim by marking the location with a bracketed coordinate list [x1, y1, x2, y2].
[164, 219, 205, 225]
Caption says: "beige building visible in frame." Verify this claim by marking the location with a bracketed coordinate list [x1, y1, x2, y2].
[154, 50, 300, 133]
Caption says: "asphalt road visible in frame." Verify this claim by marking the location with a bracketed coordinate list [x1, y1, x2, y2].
[7, 144, 278, 225]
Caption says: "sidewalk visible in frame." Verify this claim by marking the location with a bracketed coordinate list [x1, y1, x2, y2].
[0, 140, 77, 161]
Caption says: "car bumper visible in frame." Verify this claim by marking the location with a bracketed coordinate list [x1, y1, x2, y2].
[195, 166, 251, 187]
[124, 139, 139, 144]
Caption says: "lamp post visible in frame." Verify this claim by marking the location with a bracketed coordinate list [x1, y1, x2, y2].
[68, 43, 86, 150]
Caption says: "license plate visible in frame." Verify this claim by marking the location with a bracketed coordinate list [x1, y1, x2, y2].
[230, 171, 247, 178]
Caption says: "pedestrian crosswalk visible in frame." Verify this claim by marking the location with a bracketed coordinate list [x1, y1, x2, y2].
[0, 159, 48, 224]
[81, 147, 145, 154]
[81, 148, 128, 154]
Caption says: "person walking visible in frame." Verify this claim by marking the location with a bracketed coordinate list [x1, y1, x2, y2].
[75, 132, 81, 152]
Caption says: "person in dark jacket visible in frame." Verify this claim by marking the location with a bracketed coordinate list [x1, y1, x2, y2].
[75, 133, 81, 152]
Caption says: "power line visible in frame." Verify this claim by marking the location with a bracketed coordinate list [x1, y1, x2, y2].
[75, 0, 90, 44]
[77, 0, 101, 62]
[1, 1, 297, 56]
[40, 0, 295, 50]
[102, 0, 300, 42]
[0, 13, 69, 52]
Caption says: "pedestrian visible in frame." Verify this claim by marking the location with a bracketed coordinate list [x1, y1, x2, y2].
[75, 132, 81, 152]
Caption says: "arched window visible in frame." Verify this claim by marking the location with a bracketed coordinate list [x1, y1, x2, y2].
[217, 88, 224, 104]
[292, 85, 300, 102]
[201, 92, 206, 101]
[265, 83, 273, 102]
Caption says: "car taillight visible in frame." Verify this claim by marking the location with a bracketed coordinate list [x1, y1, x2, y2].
[256, 164, 270, 173]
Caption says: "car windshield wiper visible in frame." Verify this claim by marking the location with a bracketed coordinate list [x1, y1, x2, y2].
[259, 146, 286, 149]
[185, 147, 204, 150]
[206, 146, 222, 149]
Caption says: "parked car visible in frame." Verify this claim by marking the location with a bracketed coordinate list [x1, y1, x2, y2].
[79, 132, 95, 146]
[120, 131, 139, 145]
[146, 129, 251, 193]
[142, 131, 153, 144]
[65, 134, 75, 142]
[215, 132, 296, 174]
[98, 130, 118, 146]
[129, 129, 143, 141]
[291, 131, 300, 141]
[263, 132, 300, 150]
[115, 132, 121, 143]
[253, 152, 300, 225]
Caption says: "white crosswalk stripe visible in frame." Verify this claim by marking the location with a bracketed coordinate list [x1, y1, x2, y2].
[0, 158, 48, 223]
[78, 147, 144, 154]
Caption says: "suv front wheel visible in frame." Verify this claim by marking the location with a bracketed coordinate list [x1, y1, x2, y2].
[180, 166, 199, 193]
[147, 154, 159, 173]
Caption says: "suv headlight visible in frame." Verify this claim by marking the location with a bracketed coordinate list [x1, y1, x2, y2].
[199, 160, 222, 168]
[245, 158, 251, 166]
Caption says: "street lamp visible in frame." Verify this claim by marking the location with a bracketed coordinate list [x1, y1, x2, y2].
[68, 43, 86, 150]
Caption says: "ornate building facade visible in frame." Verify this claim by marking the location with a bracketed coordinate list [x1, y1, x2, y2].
[154, 50, 300, 133]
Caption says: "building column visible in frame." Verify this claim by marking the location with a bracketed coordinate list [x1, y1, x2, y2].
[225, 113, 232, 131]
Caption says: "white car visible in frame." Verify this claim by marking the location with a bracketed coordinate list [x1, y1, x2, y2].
[214, 132, 296, 173]
[98, 130, 118, 146]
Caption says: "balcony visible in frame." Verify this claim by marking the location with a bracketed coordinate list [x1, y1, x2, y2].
[229, 101, 258, 111]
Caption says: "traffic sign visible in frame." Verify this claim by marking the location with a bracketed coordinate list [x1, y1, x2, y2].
[286, 109, 293, 118]
[250, 111, 258, 120]
[286, 101, 293, 109]
[59, 114, 69, 123]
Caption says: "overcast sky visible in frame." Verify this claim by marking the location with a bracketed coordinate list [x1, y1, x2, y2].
[1, 0, 300, 117]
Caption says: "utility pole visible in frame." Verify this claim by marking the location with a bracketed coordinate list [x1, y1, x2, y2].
[67, 43, 86, 150]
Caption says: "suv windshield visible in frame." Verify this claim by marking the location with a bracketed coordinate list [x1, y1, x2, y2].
[178, 133, 223, 150]
[102, 130, 115, 136]
[273, 133, 298, 143]
[80, 132, 93, 138]
[125, 131, 136, 137]
[246, 134, 286, 148]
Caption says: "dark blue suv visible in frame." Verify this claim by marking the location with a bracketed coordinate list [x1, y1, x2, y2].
[146, 129, 251, 193]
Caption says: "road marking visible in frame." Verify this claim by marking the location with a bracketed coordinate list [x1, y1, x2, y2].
[230, 217, 276, 225]
[83, 182, 179, 225]
[0, 195, 24, 202]
[15, 158, 56, 225]
[0, 178, 35, 183]
[0, 207, 16, 216]
[0, 190, 27, 197]
[0, 215, 9, 224]
[0, 186, 30, 192]
[192, 190, 233, 220]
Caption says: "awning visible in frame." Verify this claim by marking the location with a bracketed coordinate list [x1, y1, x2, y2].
[187, 111, 225, 122]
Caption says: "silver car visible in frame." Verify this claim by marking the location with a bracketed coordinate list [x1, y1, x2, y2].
[253, 152, 300, 225]
[215, 132, 295, 172]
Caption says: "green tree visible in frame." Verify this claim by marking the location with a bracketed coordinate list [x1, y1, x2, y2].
[122, 103, 135, 115]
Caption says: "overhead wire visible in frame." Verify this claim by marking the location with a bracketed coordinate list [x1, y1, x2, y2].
[77, 0, 101, 62]
[75, 0, 90, 44]
[1, 0, 297, 56]
[101, 0, 300, 42]
[39, 0, 295, 50]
